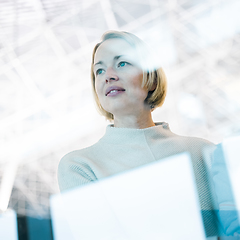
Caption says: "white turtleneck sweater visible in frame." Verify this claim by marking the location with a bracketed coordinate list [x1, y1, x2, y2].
[58, 122, 219, 236]
[58, 122, 214, 191]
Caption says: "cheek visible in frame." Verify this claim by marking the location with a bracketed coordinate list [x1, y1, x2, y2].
[95, 81, 105, 105]
[132, 73, 148, 98]
[129, 72, 143, 87]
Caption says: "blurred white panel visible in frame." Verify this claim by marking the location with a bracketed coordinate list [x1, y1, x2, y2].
[0, 209, 18, 240]
[50, 195, 75, 240]
[50, 153, 206, 240]
[50, 183, 127, 240]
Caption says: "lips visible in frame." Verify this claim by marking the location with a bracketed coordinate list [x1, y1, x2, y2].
[105, 86, 125, 96]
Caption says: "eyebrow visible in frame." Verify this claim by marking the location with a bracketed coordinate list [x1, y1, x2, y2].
[94, 55, 124, 67]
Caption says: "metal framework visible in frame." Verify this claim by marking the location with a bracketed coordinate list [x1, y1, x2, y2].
[0, 0, 240, 217]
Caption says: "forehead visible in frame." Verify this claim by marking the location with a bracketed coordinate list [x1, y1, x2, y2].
[94, 38, 137, 63]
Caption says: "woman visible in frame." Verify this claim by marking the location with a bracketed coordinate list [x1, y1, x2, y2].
[58, 30, 218, 236]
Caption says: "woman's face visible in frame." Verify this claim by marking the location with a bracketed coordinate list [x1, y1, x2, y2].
[93, 38, 149, 118]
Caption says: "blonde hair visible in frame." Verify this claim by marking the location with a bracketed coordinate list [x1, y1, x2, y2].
[91, 30, 167, 121]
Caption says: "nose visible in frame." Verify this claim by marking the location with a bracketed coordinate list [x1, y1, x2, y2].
[105, 67, 119, 83]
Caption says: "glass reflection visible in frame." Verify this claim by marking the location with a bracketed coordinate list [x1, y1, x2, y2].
[212, 143, 240, 237]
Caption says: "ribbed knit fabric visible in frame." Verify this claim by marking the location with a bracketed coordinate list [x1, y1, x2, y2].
[58, 122, 219, 236]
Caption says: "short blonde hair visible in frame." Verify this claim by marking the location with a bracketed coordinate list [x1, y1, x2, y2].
[91, 30, 167, 121]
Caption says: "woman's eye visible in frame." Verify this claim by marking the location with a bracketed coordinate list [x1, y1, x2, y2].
[96, 69, 104, 75]
[118, 61, 128, 67]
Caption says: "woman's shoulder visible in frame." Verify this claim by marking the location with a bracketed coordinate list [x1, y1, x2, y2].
[58, 144, 99, 192]
[155, 122, 216, 147]
[59, 143, 99, 167]
[167, 133, 217, 159]
[183, 135, 215, 146]
[170, 131, 216, 147]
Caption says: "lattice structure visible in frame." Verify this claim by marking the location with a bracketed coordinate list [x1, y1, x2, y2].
[0, 0, 240, 217]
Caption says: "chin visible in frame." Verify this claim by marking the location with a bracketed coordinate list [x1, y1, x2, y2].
[104, 104, 125, 113]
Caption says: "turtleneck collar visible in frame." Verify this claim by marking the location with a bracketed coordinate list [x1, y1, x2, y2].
[107, 122, 170, 130]
[99, 122, 175, 145]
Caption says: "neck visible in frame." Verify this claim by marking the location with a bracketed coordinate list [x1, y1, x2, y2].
[113, 111, 155, 129]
